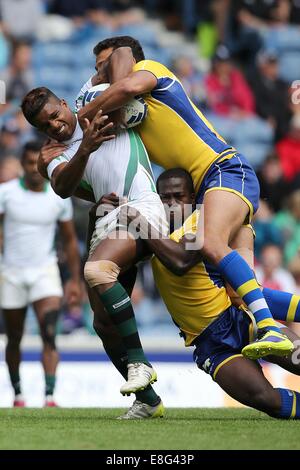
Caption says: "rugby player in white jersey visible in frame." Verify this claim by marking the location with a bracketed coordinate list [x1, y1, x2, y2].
[0, 141, 81, 407]
[21, 86, 168, 409]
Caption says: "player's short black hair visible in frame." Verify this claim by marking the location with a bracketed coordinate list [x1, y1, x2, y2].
[21, 87, 60, 126]
[157, 168, 195, 195]
[93, 36, 145, 62]
[21, 141, 43, 161]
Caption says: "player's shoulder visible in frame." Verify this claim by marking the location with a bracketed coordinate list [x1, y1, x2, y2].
[186, 209, 200, 228]
[181, 209, 200, 233]
[170, 209, 199, 242]
[0, 178, 20, 193]
[134, 59, 175, 79]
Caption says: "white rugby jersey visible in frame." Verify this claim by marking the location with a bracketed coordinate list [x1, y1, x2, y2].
[0, 178, 73, 267]
[47, 118, 157, 203]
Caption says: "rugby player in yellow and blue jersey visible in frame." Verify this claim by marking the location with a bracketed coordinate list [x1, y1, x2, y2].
[121, 168, 300, 420]
[77, 36, 293, 360]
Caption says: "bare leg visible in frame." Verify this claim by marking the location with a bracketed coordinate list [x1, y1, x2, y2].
[33, 296, 61, 400]
[88, 231, 139, 295]
[200, 190, 249, 264]
[214, 356, 281, 415]
[2, 308, 27, 398]
[85, 231, 156, 393]
[88, 267, 161, 404]
[226, 225, 254, 305]
[200, 191, 289, 353]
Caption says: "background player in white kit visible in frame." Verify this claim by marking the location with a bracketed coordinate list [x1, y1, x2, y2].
[0, 141, 81, 407]
[21, 86, 168, 404]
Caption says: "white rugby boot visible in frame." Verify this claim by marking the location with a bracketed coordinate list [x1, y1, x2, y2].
[117, 399, 164, 420]
[120, 363, 157, 395]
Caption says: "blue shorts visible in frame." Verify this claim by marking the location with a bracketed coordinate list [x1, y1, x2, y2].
[196, 153, 260, 221]
[193, 306, 255, 380]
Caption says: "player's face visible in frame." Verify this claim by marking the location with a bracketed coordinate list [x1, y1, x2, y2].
[158, 177, 195, 231]
[22, 150, 44, 186]
[33, 97, 76, 142]
[95, 47, 114, 83]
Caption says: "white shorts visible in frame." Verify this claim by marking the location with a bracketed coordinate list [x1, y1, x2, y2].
[89, 192, 169, 256]
[0, 262, 63, 309]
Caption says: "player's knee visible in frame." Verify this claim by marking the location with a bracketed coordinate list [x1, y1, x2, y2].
[84, 260, 121, 288]
[40, 310, 59, 350]
[7, 332, 23, 348]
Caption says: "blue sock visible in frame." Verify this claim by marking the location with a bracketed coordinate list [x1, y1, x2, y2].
[275, 388, 300, 419]
[218, 251, 280, 332]
[263, 288, 300, 323]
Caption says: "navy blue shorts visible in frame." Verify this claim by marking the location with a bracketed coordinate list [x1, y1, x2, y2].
[196, 153, 260, 221]
[193, 306, 254, 380]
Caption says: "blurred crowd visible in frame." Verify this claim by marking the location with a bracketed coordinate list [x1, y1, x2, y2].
[0, 0, 300, 336]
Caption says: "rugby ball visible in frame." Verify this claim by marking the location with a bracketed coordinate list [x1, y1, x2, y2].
[82, 83, 147, 128]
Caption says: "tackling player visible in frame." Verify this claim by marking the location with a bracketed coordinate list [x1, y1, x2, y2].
[118, 168, 300, 420]
[0, 141, 81, 407]
[77, 36, 292, 359]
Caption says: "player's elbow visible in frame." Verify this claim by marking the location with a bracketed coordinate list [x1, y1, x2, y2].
[171, 260, 190, 276]
[59, 189, 72, 199]
[111, 47, 133, 62]
[52, 180, 71, 199]
[177, 265, 191, 276]
[56, 189, 70, 199]
[173, 254, 197, 276]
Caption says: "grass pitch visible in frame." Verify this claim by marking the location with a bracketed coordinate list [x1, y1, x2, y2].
[0, 408, 299, 450]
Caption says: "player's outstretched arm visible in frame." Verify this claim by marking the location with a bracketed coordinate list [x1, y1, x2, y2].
[146, 234, 203, 276]
[145, 237, 202, 276]
[120, 207, 203, 276]
[51, 111, 115, 199]
[78, 70, 157, 125]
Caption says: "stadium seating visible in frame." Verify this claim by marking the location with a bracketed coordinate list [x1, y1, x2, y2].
[206, 113, 274, 169]
[263, 26, 300, 82]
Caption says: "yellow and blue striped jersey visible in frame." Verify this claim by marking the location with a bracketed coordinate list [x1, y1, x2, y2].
[151, 210, 232, 346]
[133, 60, 235, 192]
